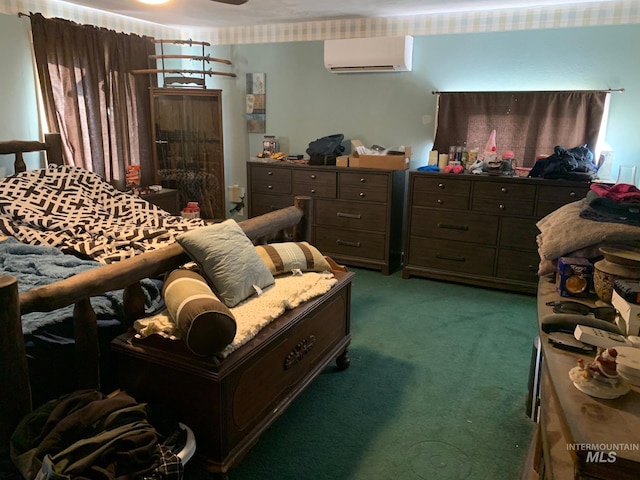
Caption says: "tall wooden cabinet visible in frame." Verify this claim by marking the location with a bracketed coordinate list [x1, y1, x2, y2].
[402, 172, 590, 294]
[247, 161, 406, 275]
[150, 88, 225, 220]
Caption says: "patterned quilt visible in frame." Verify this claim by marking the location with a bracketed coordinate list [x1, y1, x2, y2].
[0, 165, 207, 263]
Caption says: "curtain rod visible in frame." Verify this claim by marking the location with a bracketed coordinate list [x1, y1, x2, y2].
[432, 88, 625, 94]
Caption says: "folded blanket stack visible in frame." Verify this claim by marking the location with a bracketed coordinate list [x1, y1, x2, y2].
[536, 197, 640, 275]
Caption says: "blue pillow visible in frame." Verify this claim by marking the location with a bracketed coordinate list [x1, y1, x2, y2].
[176, 219, 274, 307]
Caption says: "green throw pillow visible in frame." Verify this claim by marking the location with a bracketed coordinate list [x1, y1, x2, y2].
[176, 219, 275, 307]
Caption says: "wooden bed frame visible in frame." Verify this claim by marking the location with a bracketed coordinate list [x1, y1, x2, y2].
[0, 134, 353, 479]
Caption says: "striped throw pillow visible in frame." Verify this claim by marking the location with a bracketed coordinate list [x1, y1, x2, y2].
[255, 242, 331, 276]
[163, 269, 236, 356]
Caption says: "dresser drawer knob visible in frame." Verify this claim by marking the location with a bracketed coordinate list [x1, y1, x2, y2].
[569, 191, 576, 197]
[337, 212, 362, 219]
[311, 174, 316, 179]
[268, 185, 273, 189]
[360, 178, 366, 183]
[438, 183, 445, 189]
[437, 199, 443, 205]
[501, 187, 508, 193]
[337, 239, 361, 248]
[311, 189, 316, 194]
[359, 192, 365, 197]
[499, 204, 505, 210]
[267, 171, 273, 176]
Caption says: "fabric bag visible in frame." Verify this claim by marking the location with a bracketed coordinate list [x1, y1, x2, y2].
[306, 134, 345, 165]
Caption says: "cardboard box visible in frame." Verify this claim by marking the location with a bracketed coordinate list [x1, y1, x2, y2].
[336, 155, 350, 167]
[348, 140, 411, 170]
[556, 257, 593, 297]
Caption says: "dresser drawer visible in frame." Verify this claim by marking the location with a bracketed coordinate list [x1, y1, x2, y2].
[292, 169, 336, 186]
[250, 166, 292, 194]
[314, 226, 385, 260]
[249, 193, 294, 217]
[292, 170, 336, 198]
[315, 199, 387, 232]
[500, 217, 539, 251]
[411, 176, 470, 209]
[535, 184, 589, 218]
[473, 181, 536, 200]
[338, 172, 389, 203]
[410, 207, 498, 244]
[496, 249, 540, 282]
[412, 175, 472, 196]
[412, 192, 469, 210]
[408, 237, 495, 276]
[471, 182, 536, 216]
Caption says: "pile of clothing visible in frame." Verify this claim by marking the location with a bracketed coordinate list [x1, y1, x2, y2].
[528, 144, 598, 181]
[536, 183, 640, 276]
[10, 390, 186, 480]
[580, 183, 640, 226]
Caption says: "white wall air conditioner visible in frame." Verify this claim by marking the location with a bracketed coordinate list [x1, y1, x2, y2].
[324, 36, 413, 73]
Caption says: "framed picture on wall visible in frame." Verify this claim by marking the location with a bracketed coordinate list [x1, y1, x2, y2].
[246, 73, 266, 133]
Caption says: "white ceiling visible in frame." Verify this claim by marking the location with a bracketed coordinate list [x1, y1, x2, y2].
[58, 0, 613, 29]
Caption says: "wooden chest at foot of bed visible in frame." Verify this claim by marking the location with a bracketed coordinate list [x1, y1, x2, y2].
[111, 270, 353, 477]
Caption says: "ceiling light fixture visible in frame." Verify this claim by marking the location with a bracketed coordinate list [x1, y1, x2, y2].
[137, 0, 170, 5]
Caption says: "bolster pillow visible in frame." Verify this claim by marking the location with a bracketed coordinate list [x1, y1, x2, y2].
[162, 269, 237, 356]
[255, 241, 331, 276]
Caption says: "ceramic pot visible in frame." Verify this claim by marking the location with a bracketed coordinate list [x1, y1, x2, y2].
[594, 258, 640, 303]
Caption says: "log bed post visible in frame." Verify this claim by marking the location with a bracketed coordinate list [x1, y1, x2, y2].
[0, 275, 32, 459]
[73, 299, 100, 390]
[0, 133, 64, 173]
[293, 196, 312, 242]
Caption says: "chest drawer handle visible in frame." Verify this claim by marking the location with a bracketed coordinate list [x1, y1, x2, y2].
[437, 223, 469, 231]
[437, 199, 443, 205]
[436, 253, 466, 262]
[337, 239, 361, 248]
[360, 178, 366, 183]
[501, 187, 508, 193]
[267, 171, 273, 176]
[569, 191, 576, 197]
[311, 174, 316, 179]
[268, 185, 273, 189]
[311, 189, 316, 194]
[337, 212, 362, 219]
[359, 192, 365, 197]
[438, 183, 445, 189]
[499, 204, 505, 210]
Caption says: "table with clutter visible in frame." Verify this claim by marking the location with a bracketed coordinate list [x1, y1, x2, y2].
[522, 275, 640, 480]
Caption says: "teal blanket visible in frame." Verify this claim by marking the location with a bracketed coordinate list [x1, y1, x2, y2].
[0, 238, 163, 334]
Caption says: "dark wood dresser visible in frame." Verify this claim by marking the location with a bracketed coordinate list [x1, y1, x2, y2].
[401, 172, 590, 294]
[247, 160, 406, 274]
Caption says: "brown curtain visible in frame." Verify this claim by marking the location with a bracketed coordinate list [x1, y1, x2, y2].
[433, 91, 607, 168]
[30, 13, 156, 188]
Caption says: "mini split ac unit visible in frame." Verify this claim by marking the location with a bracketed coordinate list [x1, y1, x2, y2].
[324, 35, 413, 73]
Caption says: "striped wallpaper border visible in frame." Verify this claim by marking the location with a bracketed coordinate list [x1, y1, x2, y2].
[2, 0, 639, 44]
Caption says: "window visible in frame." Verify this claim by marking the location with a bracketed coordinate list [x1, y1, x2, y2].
[432, 91, 608, 168]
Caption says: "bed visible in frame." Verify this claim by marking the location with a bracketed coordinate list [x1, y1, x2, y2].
[0, 134, 354, 479]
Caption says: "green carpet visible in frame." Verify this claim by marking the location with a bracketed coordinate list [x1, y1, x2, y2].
[187, 267, 538, 479]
